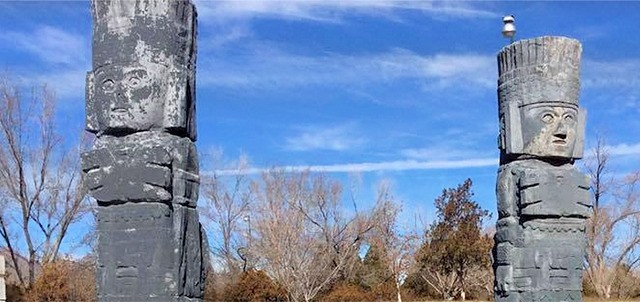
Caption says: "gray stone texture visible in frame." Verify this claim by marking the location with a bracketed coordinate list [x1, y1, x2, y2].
[86, 0, 197, 140]
[493, 37, 592, 302]
[82, 1, 205, 301]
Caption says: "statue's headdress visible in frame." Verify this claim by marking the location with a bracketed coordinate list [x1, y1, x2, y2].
[498, 36, 581, 110]
[91, 0, 197, 69]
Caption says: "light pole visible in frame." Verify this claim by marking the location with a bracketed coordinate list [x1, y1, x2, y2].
[243, 214, 252, 271]
[244, 214, 252, 249]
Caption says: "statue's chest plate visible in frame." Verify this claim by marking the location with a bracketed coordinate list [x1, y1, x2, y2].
[517, 167, 591, 218]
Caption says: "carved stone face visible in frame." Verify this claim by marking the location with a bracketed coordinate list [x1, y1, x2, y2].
[521, 104, 578, 158]
[92, 63, 168, 133]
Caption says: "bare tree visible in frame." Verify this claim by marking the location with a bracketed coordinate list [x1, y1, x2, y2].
[584, 138, 640, 299]
[0, 77, 89, 288]
[250, 170, 379, 302]
[369, 181, 419, 302]
[200, 153, 252, 277]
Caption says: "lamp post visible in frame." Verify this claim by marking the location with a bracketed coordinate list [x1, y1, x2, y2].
[244, 214, 252, 249]
[243, 214, 251, 271]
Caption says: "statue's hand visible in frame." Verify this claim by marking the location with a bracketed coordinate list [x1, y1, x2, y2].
[82, 145, 173, 203]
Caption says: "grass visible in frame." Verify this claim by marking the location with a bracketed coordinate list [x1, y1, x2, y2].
[375, 295, 639, 302]
[403, 297, 640, 302]
[404, 299, 636, 302]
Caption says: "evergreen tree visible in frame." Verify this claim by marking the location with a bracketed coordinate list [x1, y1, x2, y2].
[415, 179, 492, 300]
[358, 243, 391, 289]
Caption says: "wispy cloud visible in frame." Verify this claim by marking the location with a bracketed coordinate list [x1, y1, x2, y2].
[0, 25, 89, 101]
[199, 24, 253, 51]
[212, 157, 498, 175]
[583, 59, 640, 90]
[199, 47, 495, 91]
[16, 67, 88, 100]
[607, 142, 640, 156]
[0, 26, 89, 66]
[582, 59, 640, 112]
[195, 1, 499, 23]
[213, 140, 639, 176]
[400, 146, 495, 161]
[284, 123, 366, 151]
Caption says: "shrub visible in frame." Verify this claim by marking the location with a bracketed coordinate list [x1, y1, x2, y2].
[371, 279, 397, 301]
[221, 270, 287, 302]
[25, 262, 71, 302]
[6, 283, 26, 302]
[24, 260, 96, 302]
[320, 283, 375, 302]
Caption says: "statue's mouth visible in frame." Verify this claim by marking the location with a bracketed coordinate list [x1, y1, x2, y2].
[111, 108, 128, 113]
[553, 139, 566, 145]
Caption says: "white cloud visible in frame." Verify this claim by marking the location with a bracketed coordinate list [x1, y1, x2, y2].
[0, 26, 90, 101]
[16, 67, 88, 100]
[195, 0, 499, 23]
[582, 59, 640, 113]
[1, 26, 89, 66]
[400, 146, 494, 161]
[583, 59, 640, 90]
[211, 157, 498, 175]
[284, 123, 366, 151]
[199, 47, 495, 91]
[199, 24, 253, 51]
[607, 142, 640, 156]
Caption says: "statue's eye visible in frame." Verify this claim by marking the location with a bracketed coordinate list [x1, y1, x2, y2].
[564, 114, 575, 122]
[541, 113, 554, 124]
[128, 76, 140, 87]
[102, 79, 115, 92]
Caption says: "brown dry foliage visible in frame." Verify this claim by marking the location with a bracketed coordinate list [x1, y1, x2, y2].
[5, 283, 26, 302]
[370, 279, 399, 301]
[219, 270, 287, 302]
[204, 271, 220, 302]
[320, 283, 375, 302]
[24, 260, 95, 302]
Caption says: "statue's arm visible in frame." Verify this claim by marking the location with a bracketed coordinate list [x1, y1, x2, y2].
[497, 165, 519, 219]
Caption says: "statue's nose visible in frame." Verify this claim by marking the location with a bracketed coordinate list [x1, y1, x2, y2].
[110, 85, 130, 110]
[554, 120, 568, 139]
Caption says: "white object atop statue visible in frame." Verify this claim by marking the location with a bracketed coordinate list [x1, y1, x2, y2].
[502, 15, 516, 42]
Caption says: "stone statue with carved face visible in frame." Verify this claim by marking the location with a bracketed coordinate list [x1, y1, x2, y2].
[493, 37, 592, 302]
[81, 1, 205, 301]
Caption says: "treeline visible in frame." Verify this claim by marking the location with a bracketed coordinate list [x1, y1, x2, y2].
[201, 173, 494, 302]
[2, 80, 640, 302]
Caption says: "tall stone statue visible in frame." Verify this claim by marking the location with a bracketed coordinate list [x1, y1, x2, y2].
[493, 37, 592, 302]
[81, 1, 205, 301]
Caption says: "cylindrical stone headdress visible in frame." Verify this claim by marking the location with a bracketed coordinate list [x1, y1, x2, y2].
[87, 0, 197, 140]
[497, 36, 585, 158]
[498, 36, 581, 111]
[91, 0, 197, 69]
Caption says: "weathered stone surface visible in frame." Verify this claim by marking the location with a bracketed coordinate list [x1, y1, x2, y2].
[82, 1, 205, 301]
[82, 132, 199, 206]
[493, 36, 592, 302]
[96, 203, 204, 301]
[86, 0, 197, 140]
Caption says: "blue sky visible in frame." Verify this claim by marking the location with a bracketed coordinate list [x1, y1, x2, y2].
[1, 1, 640, 235]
